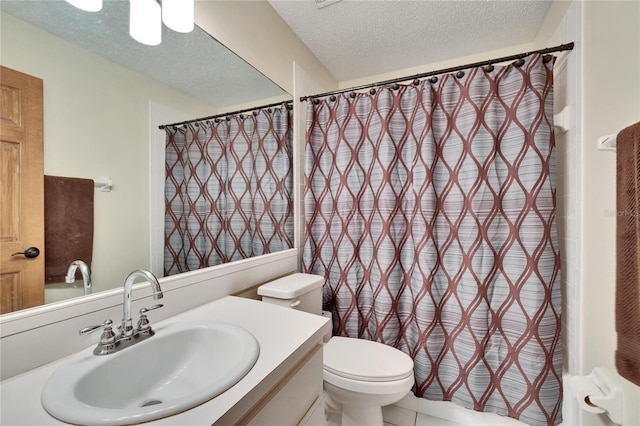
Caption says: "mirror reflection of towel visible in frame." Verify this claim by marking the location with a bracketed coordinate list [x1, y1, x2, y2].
[44, 176, 94, 283]
[615, 121, 640, 387]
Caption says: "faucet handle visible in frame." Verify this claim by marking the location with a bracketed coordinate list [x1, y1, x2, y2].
[140, 304, 163, 315]
[137, 304, 163, 332]
[80, 320, 119, 355]
[79, 319, 113, 336]
[79, 319, 117, 345]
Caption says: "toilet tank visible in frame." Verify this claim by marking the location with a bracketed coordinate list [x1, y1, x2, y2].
[258, 273, 324, 315]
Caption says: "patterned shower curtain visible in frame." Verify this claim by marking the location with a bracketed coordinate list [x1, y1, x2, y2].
[164, 105, 293, 275]
[303, 54, 561, 425]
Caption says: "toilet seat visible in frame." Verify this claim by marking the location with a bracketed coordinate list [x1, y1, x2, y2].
[323, 337, 414, 382]
[324, 367, 415, 398]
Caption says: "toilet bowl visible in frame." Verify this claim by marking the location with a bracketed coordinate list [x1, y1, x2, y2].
[258, 274, 414, 426]
[323, 336, 414, 425]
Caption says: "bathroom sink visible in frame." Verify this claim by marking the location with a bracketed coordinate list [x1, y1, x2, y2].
[41, 321, 260, 425]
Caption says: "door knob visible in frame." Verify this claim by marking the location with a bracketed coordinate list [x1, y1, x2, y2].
[11, 247, 40, 258]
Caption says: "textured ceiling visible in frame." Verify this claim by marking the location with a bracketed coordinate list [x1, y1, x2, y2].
[0, 0, 288, 109]
[2, 0, 555, 103]
[269, 0, 554, 82]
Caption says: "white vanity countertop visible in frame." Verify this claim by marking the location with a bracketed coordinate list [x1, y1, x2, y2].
[0, 296, 330, 425]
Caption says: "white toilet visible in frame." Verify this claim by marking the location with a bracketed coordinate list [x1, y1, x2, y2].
[258, 273, 414, 426]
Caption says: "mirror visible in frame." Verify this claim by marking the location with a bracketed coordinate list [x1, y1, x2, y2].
[0, 1, 292, 311]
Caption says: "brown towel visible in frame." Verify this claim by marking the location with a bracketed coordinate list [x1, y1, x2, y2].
[44, 176, 94, 283]
[616, 121, 640, 386]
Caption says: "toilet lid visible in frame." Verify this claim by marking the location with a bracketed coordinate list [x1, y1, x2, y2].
[324, 337, 414, 382]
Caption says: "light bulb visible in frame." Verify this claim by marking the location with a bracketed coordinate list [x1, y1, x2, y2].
[129, 0, 162, 46]
[64, 0, 103, 12]
[162, 0, 194, 33]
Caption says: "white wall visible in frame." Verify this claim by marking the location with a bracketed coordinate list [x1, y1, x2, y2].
[538, 2, 640, 425]
[580, 1, 640, 425]
[550, 0, 583, 378]
[0, 12, 216, 293]
[539, 2, 583, 424]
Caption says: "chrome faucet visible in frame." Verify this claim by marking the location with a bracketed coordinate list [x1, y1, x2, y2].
[65, 260, 92, 295]
[79, 269, 164, 355]
[121, 269, 163, 338]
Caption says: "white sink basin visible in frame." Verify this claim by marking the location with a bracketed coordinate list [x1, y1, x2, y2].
[41, 321, 260, 425]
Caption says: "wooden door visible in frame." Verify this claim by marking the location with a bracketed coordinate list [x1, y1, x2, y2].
[0, 66, 45, 314]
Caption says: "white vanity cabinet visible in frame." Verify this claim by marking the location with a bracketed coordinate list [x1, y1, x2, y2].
[0, 296, 330, 426]
[226, 344, 324, 425]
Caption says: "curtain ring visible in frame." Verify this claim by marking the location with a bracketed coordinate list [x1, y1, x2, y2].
[194, 122, 199, 127]
[392, 83, 400, 90]
[514, 58, 525, 67]
[287, 103, 293, 110]
[429, 76, 438, 84]
[313, 99, 320, 105]
[484, 64, 494, 72]
[172, 126, 177, 131]
[226, 116, 231, 121]
[253, 110, 258, 116]
[349, 92, 356, 99]
[456, 71, 465, 79]
[412, 79, 420, 86]
[330, 95, 336, 102]
[543, 54, 553, 63]
[369, 88, 376, 95]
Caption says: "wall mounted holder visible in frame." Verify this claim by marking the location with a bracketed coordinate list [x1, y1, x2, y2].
[568, 367, 623, 425]
[94, 176, 113, 192]
[597, 134, 617, 151]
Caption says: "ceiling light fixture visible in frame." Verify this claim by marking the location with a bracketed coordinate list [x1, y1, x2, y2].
[64, 0, 195, 46]
[64, 0, 103, 13]
[162, 0, 194, 33]
[129, 0, 162, 46]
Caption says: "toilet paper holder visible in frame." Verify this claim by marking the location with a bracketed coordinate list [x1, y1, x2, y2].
[569, 367, 623, 425]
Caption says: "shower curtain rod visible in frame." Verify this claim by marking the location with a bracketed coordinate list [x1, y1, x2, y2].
[300, 42, 574, 102]
[158, 99, 293, 129]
